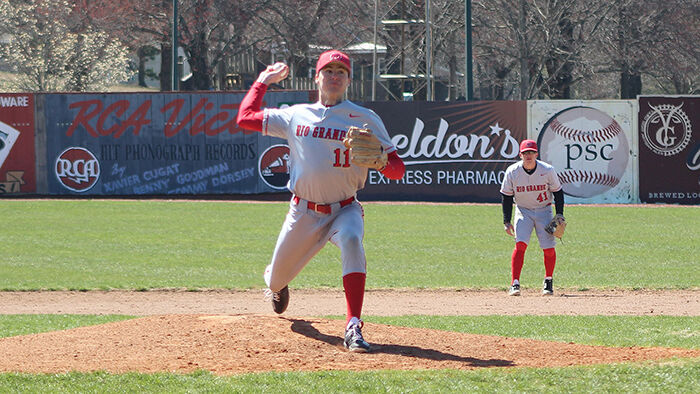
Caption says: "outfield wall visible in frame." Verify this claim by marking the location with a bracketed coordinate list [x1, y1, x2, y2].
[0, 92, 697, 204]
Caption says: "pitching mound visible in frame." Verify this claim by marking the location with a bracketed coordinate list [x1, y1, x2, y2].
[1, 314, 697, 375]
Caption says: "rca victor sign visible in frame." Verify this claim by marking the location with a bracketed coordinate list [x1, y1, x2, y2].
[41, 92, 313, 195]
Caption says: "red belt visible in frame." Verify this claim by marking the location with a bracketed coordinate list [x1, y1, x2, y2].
[293, 195, 355, 214]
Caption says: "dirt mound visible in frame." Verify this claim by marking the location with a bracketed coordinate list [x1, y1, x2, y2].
[1, 314, 697, 375]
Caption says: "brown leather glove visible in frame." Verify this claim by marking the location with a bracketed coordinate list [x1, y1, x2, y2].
[343, 125, 388, 170]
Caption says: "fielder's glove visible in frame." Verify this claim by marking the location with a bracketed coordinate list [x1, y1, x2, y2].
[343, 125, 388, 170]
[545, 214, 567, 239]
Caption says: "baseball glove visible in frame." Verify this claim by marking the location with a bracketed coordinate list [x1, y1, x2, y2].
[343, 125, 388, 170]
[545, 214, 567, 239]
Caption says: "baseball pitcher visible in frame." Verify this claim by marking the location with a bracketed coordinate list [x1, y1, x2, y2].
[236, 50, 405, 352]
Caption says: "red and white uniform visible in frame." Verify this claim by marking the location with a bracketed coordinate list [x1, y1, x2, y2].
[500, 159, 562, 249]
[237, 82, 404, 294]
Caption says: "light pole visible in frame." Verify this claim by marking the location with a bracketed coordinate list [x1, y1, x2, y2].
[171, 0, 178, 91]
[425, 0, 432, 101]
[372, 0, 378, 100]
[465, 0, 474, 100]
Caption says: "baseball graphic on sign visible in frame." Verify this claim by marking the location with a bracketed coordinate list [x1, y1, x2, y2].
[538, 107, 629, 198]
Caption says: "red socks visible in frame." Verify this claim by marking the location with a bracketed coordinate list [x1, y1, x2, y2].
[543, 248, 556, 277]
[511, 242, 527, 284]
[512, 243, 556, 284]
[343, 272, 366, 324]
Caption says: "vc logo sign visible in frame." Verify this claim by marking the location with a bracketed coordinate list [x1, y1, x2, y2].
[55, 147, 100, 192]
[641, 103, 692, 157]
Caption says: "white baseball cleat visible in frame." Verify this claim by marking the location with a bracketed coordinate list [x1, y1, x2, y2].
[508, 283, 521, 296]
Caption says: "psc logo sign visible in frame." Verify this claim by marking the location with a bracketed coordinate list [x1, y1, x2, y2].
[537, 107, 629, 198]
[55, 147, 100, 192]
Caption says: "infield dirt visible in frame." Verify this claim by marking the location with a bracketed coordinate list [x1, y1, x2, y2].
[0, 289, 698, 375]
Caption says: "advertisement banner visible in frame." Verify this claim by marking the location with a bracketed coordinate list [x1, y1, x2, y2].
[528, 101, 638, 204]
[638, 96, 699, 204]
[0, 93, 35, 194]
[359, 101, 527, 202]
[41, 92, 313, 196]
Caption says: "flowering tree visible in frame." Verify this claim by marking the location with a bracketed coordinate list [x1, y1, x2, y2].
[0, 0, 132, 91]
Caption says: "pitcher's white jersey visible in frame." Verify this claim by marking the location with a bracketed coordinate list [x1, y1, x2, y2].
[263, 100, 395, 204]
[500, 160, 562, 210]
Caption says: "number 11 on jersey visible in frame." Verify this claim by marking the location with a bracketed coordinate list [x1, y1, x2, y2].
[334, 148, 351, 167]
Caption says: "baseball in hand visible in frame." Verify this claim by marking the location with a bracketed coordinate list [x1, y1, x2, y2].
[259, 62, 289, 84]
[270, 62, 289, 78]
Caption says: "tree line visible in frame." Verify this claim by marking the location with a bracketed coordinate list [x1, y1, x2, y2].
[0, 0, 697, 99]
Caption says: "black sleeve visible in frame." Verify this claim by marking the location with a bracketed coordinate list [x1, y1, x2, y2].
[501, 193, 514, 224]
[553, 189, 564, 216]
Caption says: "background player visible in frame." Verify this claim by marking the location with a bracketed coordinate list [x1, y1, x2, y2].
[236, 50, 405, 352]
[500, 139, 564, 296]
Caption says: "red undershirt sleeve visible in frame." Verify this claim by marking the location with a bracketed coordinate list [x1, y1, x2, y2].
[236, 82, 267, 132]
[380, 151, 405, 180]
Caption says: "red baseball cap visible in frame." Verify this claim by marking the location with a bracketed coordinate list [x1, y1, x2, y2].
[316, 50, 351, 75]
[519, 139, 538, 153]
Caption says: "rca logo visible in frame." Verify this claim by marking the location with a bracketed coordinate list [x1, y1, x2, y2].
[55, 147, 100, 192]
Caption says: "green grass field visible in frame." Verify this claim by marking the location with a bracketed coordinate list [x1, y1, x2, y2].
[1, 200, 698, 392]
[1, 200, 697, 290]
